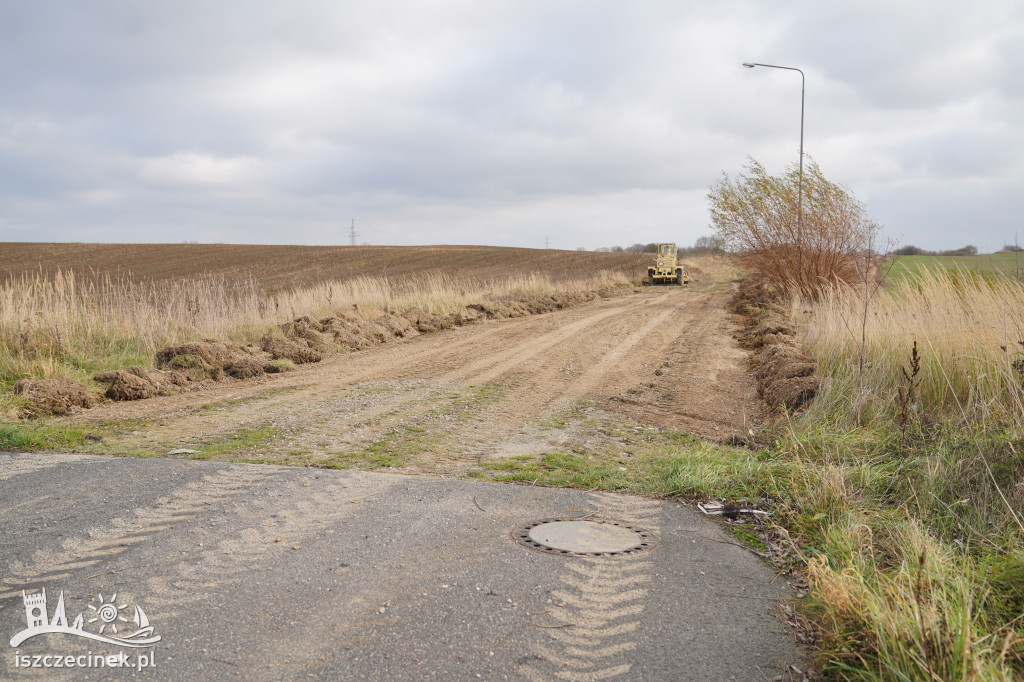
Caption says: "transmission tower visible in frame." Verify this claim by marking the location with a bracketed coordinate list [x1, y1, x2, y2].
[349, 219, 358, 246]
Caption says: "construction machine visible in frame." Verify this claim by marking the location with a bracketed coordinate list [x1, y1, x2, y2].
[643, 243, 689, 285]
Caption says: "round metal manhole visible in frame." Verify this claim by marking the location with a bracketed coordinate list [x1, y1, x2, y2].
[511, 518, 658, 557]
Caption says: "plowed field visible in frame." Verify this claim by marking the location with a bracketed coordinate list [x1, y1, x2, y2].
[0, 242, 648, 290]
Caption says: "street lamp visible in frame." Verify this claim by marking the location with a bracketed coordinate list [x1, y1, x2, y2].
[742, 62, 805, 228]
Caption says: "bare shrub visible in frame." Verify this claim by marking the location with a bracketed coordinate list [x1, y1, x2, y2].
[708, 157, 879, 298]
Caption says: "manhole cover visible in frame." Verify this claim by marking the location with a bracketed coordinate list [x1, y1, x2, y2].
[511, 518, 658, 557]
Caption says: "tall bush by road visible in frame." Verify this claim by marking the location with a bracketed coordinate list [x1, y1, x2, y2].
[708, 158, 879, 298]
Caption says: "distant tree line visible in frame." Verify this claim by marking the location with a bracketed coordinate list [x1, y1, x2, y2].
[584, 235, 726, 254]
[891, 245, 978, 257]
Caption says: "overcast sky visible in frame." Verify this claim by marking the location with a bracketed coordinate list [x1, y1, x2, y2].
[1, 1, 1021, 251]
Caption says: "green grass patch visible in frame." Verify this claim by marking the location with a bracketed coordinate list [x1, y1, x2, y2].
[477, 430, 793, 500]
[0, 416, 163, 458]
[768, 417, 1024, 679]
[267, 358, 295, 373]
[187, 424, 282, 460]
[321, 426, 436, 469]
[0, 422, 91, 451]
[319, 446, 405, 470]
[885, 253, 1024, 284]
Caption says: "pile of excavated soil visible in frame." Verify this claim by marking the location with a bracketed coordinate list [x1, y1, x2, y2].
[13, 378, 98, 416]
[93, 364, 199, 401]
[730, 279, 819, 411]
[58, 284, 633, 413]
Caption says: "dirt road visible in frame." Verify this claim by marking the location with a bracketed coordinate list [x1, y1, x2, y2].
[74, 285, 765, 472]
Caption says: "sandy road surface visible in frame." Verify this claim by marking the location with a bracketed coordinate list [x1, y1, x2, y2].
[71, 285, 765, 471]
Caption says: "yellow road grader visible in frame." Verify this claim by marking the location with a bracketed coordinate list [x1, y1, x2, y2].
[643, 243, 689, 285]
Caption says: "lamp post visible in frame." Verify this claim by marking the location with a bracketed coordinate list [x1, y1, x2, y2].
[742, 62, 805, 228]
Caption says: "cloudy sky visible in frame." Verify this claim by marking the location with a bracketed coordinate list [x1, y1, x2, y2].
[1, 1, 1021, 251]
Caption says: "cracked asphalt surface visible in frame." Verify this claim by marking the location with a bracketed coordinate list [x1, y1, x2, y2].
[1, 453, 804, 680]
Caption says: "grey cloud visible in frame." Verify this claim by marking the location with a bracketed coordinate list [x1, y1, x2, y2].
[0, 1, 1021, 251]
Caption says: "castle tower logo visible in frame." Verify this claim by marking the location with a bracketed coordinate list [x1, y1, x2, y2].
[10, 588, 161, 649]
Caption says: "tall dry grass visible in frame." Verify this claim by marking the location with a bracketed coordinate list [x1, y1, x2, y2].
[799, 268, 1024, 427]
[0, 268, 629, 400]
[784, 267, 1024, 678]
[681, 253, 742, 281]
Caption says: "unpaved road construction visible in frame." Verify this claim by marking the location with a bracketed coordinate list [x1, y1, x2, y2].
[72, 285, 766, 469]
[1, 286, 806, 680]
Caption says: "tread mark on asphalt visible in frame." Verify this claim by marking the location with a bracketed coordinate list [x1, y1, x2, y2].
[519, 494, 661, 681]
[0, 468, 274, 599]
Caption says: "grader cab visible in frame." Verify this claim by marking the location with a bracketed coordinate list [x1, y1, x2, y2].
[644, 243, 689, 285]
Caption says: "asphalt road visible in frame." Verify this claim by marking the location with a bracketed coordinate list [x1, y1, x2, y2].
[1, 453, 804, 680]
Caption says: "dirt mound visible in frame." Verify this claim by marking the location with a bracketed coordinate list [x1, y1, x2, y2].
[762, 375, 820, 411]
[727, 279, 778, 316]
[376, 313, 419, 338]
[445, 309, 482, 327]
[279, 317, 334, 353]
[14, 378, 97, 416]
[260, 335, 323, 364]
[156, 340, 249, 371]
[94, 340, 267, 403]
[751, 345, 816, 384]
[401, 307, 447, 333]
[469, 300, 533, 319]
[93, 365, 190, 401]
[98, 369, 161, 401]
[224, 357, 272, 379]
[750, 344, 819, 410]
[295, 326, 334, 353]
[160, 353, 224, 381]
[730, 279, 820, 411]
[339, 317, 392, 345]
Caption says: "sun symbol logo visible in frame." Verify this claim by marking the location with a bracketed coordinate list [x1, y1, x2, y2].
[87, 593, 129, 634]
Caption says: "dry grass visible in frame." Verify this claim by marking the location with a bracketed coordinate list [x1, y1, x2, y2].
[779, 266, 1024, 678]
[798, 268, 1024, 427]
[0, 268, 630, 416]
[680, 253, 742, 281]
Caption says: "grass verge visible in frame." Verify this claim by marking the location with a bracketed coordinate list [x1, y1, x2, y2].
[0, 422, 91, 451]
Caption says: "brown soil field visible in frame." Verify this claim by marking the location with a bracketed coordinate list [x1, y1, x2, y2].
[0, 243, 649, 291]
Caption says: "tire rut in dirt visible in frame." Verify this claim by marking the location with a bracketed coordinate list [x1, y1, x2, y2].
[426, 296, 665, 385]
[608, 291, 765, 439]
[440, 291, 712, 459]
